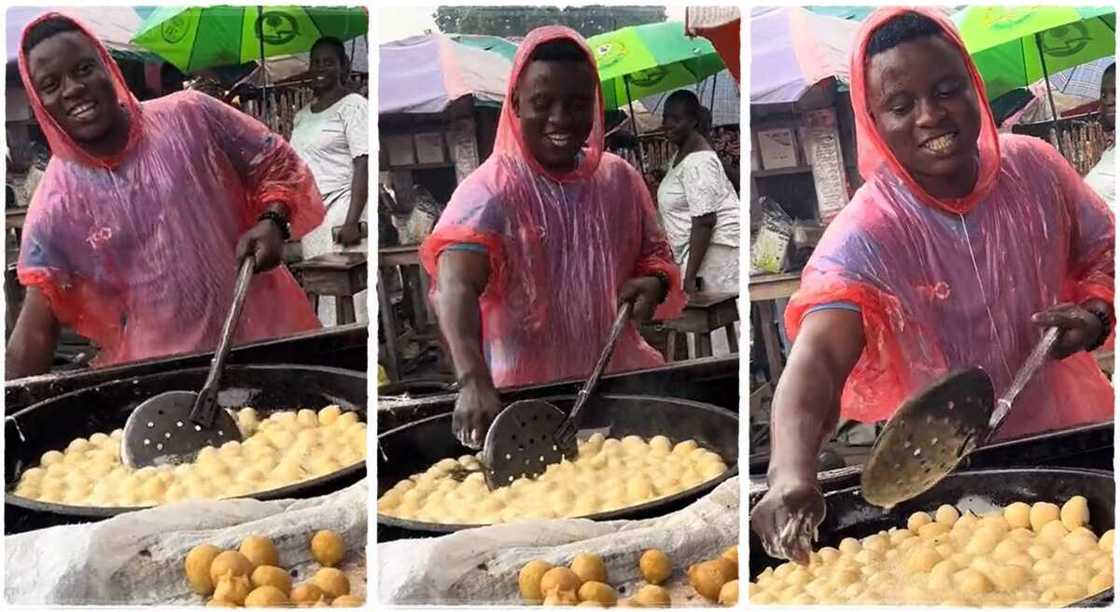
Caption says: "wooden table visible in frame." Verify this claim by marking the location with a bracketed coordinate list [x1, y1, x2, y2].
[289, 252, 368, 325]
[662, 292, 740, 359]
[749, 272, 801, 384]
[377, 244, 436, 382]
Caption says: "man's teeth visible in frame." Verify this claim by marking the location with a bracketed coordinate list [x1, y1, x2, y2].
[70, 102, 95, 117]
[923, 133, 956, 153]
[547, 134, 571, 146]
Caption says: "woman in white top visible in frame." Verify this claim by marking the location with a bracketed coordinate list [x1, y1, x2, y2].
[656, 89, 741, 355]
[289, 37, 369, 326]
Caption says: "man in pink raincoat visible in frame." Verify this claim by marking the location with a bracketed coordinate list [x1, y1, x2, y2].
[6, 14, 326, 379]
[420, 27, 687, 448]
[752, 8, 1115, 564]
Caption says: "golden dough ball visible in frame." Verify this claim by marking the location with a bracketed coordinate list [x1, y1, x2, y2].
[908, 511, 933, 532]
[992, 564, 1031, 592]
[634, 584, 671, 607]
[518, 559, 554, 603]
[250, 565, 291, 594]
[751, 591, 777, 604]
[331, 595, 363, 607]
[1038, 520, 1070, 543]
[1034, 558, 1060, 576]
[1007, 527, 1035, 542]
[543, 588, 579, 606]
[577, 601, 604, 608]
[721, 546, 738, 564]
[540, 567, 581, 597]
[1030, 502, 1061, 532]
[318, 406, 342, 426]
[570, 553, 607, 584]
[1060, 495, 1090, 531]
[1100, 529, 1115, 551]
[184, 543, 223, 595]
[1090, 572, 1114, 594]
[853, 549, 882, 565]
[817, 547, 841, 563]
[1066, 566, 1095, 587]
[1043, 583, 1087, 605]
[965, 529, 1000, 555]
[238, 535, 279, 569]
[1065, 532, 1099, 554]
[40, 450, 64, 467]
[992, 539, 1022, 562]
[978, 514, 1010, 535]
[290, 582, 326, 606]
[930, 559, 960, 579]
[862, 533, 889, 553]
[209, 551, 254, 585]
[935, 504, 960, 526]
[688, 558, 736, 602]
[310, 530, 346, 567]
[312, 567, 350, 599]
[639, 549, 673, 585]
[784, 567, 811, 588]
[206, 599, 236, 608]
[829, 568, 861, 587]
[838, 537, 861, 555]
[905, 546, 942, 573]
[1004, 502, 1032, 529]
[213, 573, 253, 606]
[577, 581, 618, 606]
[244, 585, 290, 607]
[955, 568, 994, 594]
[1027, 543, 1053, 560]
[718, 580, 738, 607]
[918, 522, 951, 540]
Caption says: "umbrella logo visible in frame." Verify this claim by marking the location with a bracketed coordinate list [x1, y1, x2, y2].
[630, 67, 668, 88]
[160, 15, 190, 44]
[1040, 22, 1092, 58]
[255, 11, 300, 46]
[594, 40, 628, 69]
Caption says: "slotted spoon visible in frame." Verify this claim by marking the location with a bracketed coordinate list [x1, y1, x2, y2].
[861, 326, 1059, 508]
[480, 302, 632, 489]
[120, 256, 255, 468]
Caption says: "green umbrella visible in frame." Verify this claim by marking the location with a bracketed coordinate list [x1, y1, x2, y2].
[131, 5, 368, 74]
[587, 21, 725, 111]
[952, 6, 1115, 102]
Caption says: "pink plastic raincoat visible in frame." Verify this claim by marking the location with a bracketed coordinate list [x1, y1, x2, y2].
[420, 26, 686, 388]
[786, 8, 1115, 440]
[17, 14, 325, 368]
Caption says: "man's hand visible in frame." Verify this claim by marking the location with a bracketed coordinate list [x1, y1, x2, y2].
[335, 222, 363, 246]
[618, 276, 663, 322]
[236, 220, 284, 272]
[1031, 302, 1106, 359]
[750, 472, 826, 565]
[453, 377, 503, 449]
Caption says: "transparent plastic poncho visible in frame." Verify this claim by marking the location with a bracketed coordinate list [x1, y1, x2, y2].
[786, 7, 1114, 440]
[16, 13, 325, 368]
[420, 26, 686, 388]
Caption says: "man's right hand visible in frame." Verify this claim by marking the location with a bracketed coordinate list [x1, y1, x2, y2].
[453, 378, 502, 449]
[750, 473, 826, 565]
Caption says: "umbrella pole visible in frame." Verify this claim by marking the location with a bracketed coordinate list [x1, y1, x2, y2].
[624, 75, 648, 176]
[1035, 32, 1065, 158]
[259, 5, 269, 127]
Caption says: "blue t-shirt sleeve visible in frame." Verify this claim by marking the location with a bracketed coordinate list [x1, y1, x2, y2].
[804, 301, 861, 317]
[443, 243, 488, 254]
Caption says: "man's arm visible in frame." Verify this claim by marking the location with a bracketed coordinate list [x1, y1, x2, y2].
[768, 308, 866, 484]
[6, 288, 60, 379]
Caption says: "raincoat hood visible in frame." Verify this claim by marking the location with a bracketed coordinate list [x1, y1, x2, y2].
[494, 25, 606, 183]
[851, 7, 1000, 214]
[18, 12, 142, 169]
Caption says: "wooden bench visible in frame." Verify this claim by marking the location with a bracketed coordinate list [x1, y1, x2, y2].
[290, 252, 368, 326]
[663, 292, 740, 360]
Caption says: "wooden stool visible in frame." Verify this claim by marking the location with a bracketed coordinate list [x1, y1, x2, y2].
[663, 292, 740, 360]
[290, 252, 368, 325]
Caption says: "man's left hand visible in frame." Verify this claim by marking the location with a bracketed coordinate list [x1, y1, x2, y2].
[1031, 302, 1105, 359]
[619, 276, 663, 322]
[335, 222, 363, 246]
[236, 220, 284, 272]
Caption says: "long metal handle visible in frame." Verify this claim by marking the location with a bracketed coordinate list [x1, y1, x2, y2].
[556, 302, 632, 441]
[988, 326, 1060, 432]
[190, 255, 256, 426]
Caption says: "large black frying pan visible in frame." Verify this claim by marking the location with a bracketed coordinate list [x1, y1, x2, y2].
[748, 468, 1115, 607]
[5, 364, 367, 535]
[377, 394, 738, 541]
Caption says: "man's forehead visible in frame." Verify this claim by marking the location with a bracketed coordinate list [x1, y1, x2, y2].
[28, 30, 98, 67]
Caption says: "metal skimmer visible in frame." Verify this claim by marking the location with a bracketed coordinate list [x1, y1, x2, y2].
[120, 256, 256, 468]
[481, 302, 632, 489]
[861, 326, 1059, 508]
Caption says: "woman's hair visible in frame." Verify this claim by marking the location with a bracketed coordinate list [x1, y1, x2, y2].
[22, 15, 82, 56]
[866, 11, 945, 58]
[529, 38, 587, 63]
[311, 36, 350, 68]
[666, 89, 703, 122]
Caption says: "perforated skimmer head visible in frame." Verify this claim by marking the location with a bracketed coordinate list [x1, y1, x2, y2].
[120, 390, 241, 467]
[481, 399, 577, 489]
[861, 368, 995, 508]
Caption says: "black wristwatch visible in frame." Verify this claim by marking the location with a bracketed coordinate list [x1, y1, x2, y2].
[1086, 307, 1112, 352]
[257, 209, 291, 241]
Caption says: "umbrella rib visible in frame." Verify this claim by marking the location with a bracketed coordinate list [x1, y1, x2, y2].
[185, 10, 203, 73]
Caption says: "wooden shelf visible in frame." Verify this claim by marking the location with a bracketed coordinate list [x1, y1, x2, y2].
[752, 166, 814, 178]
